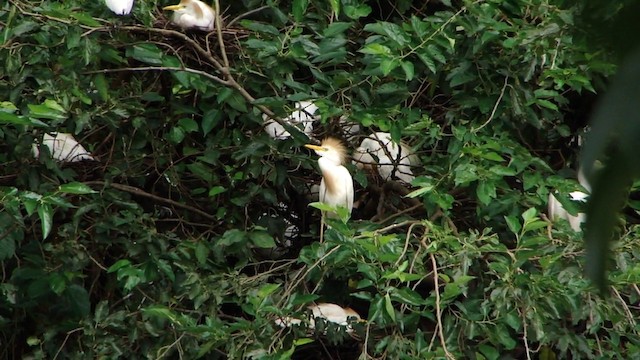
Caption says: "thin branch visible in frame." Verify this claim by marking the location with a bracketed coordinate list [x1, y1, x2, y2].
[214, 0, 229, 68]
[84, 181, 219, 222]
[472, 76, 508, 133]
[84, 66, 228, 85]
[430, 253, 455, 360]
[226, 6, 271, 28]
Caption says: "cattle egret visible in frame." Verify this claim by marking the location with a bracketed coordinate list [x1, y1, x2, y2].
[105, 0, 134, 15]
[275, 303, 362, 333]
[352, 132, 418, 184]
[32, 133, 95, 162]
[163, 0, 215, 31]
[263, 101, 318, 140]
[548, 169, 590, 232]
[305, 138, 354, 218]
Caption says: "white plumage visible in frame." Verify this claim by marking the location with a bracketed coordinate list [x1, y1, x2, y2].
[263, 101, 318, 140]
[305, 138, 354, 218]
[105, 0, 134, 15]
[548, 169, 590, 232]
[32, 132, 94, 162]
[275, 303, 362, 333]
[352, 132, 418, 184]
[163, 0, 215, 31]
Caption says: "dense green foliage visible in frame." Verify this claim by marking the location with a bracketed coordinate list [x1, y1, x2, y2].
[1, 0, 639, 358]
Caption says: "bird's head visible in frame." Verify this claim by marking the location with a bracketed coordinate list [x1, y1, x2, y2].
[305, 137, 347, 165]
[163, 0, 204, 16]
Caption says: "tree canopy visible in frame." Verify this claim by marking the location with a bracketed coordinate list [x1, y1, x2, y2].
[1, 0, 639, 358]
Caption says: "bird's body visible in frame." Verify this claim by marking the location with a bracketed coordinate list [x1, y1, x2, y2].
[32, 133, 94, 162]
[105, 0, 134, 15]
[263, 101, 318, 140]
[305, 138, 354, 218]
[353, 132, 417, 184]
[163, 0, 215, 31]
[548, 169, 590, 232]
[275, 303, 362, 333]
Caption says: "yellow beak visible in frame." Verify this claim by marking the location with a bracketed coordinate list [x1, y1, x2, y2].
[163, 4, 183, 11]
[304, 144, 324, 151]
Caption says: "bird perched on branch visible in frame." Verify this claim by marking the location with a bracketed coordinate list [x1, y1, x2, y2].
[263, 101, 318, 140]
[275, 303, 363, 334]
[105, 0, 134, 15]
[352, 132, 418, 184]
[305, 138, 354, 218]
[32, 132, 95, 162]
[163, 0, 215, 31]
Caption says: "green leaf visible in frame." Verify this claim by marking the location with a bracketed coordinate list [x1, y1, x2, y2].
[195, 242, 209, 266]
[323, 22, 352, 37]
[344, 4, 372, 19]
[359, 43, 391, 55]
[38, 203, 53, 240]
[219, 229, 247, 247]
[292, 0, 308, 22]
[329, 0, 340, 17]
[107, 259, 132, 273]
[128, 44, 163, 65]
[94, 74, 109, 101]
[476, 181, 496, 205]
[401, 61, 415, 81]
[380, 58, 400, 76]
[58, 182, 97, 195]
[384, 293, 396, 321]
[250, 231, 276, 248]
[208, 186, 227, 197]
[505, 215, 521, 234]
[202, 109, 222, 136]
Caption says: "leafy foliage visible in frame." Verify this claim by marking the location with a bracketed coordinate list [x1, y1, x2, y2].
[0, 0, 637, 359]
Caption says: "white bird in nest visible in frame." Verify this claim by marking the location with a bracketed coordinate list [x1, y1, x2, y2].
[305, 138, 354, 219]
[548, 169, 590, 232]
[352, 132, 418, 184]
[32, 132, 95, 162]
[105, 0, 134, 15]
[263, 101, 318, 140]
[163, 0, 216, 31]
[275, 303, 363, 334]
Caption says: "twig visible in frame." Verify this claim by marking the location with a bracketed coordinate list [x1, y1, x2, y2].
[430, 253, 455, 360]
[472, 76, 508, 133]
[213, 0, 229, 68]
[84, 181, 219, 222]
[394, 222, 421, 267]
[226, 6, 271, 28]
[53, 328, 83, 360]
[521, 307, 532, 360]
[84, 66, 227, 85]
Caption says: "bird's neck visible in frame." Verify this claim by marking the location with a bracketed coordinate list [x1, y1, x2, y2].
[318, 158, 343, 194]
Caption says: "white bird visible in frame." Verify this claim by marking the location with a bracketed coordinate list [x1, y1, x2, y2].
[352, 132, 418, 184]
[263, 101, 318, 140]
[548, 169, 590, 232]
[275, 303, 362, 333]
[305, 138, 354, 218]
[105, 0, 134, 15]
[339, 114, 360, 141]
[32, 132, 94, 162]
[163, 0, 215, 31]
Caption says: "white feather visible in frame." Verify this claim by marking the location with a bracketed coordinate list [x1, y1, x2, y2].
[105, 0, 134, 15]
[32, 132, 94, 162]
[263, 101, 318, 140]
[275, 303, 362, 333]
[352, 132, 418, 184]
[548, 169, 590, 232]
[165, 0, 215, 31]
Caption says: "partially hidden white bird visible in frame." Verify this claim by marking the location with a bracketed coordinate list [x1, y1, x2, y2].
[275, 303, 362, 334]
[352, 132, 418, 184]
[105, 0, 134, 15]
[32, 132, 95, 162]
[163, 0, 215, 31]
[305, 138, 354, 218]
[548, 169, 590, 232]
[263, 101, 318, 140]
